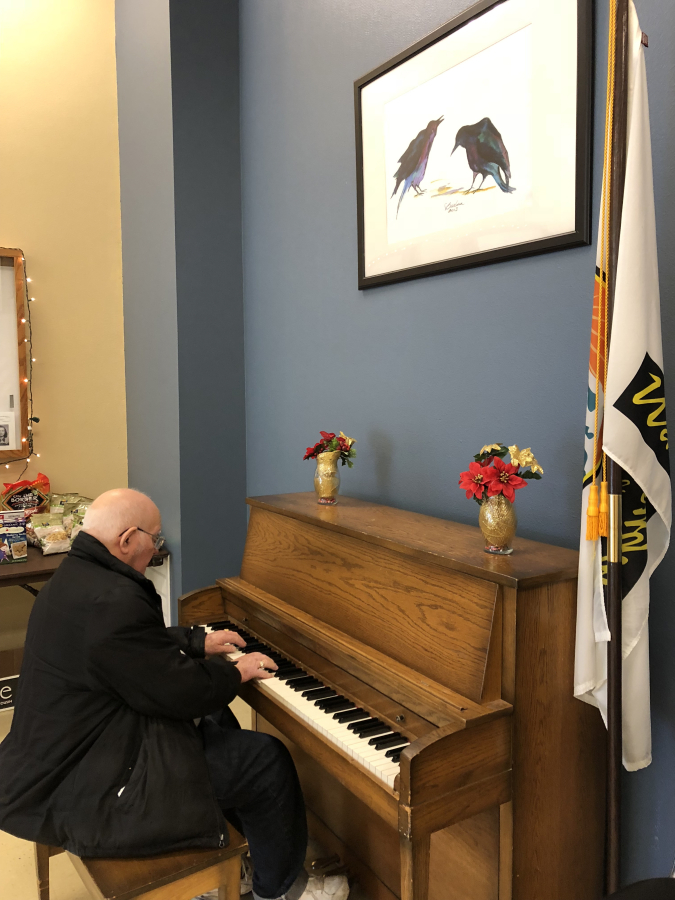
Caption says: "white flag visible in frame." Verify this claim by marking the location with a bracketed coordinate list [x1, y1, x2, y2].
[574, 1, 671, 771]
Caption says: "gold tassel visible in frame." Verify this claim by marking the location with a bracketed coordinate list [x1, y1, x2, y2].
[586, 483, 600, 541]
[598, 481, 609, 537]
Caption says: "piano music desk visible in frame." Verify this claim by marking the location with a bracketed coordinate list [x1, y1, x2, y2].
[180, 493, 605, 900]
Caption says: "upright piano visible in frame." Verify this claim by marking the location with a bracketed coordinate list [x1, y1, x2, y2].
[179, 494, 605, 900]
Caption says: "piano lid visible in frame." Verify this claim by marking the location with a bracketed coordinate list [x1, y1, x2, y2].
[247, 493, 578, 590]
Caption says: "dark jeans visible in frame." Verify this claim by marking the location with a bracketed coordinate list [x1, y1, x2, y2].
[200, 707, 308, 900]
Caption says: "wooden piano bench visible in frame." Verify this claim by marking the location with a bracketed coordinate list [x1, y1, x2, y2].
[33, 826, 248, 900]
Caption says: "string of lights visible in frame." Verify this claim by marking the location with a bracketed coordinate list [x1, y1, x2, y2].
[4, 255, 40, 476]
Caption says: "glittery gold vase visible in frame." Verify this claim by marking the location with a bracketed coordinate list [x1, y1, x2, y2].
[314, 450, 341, 505]
[479, 495, 517, 555]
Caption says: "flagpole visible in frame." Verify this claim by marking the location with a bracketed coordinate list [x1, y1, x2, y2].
[606, 0, 630, 893]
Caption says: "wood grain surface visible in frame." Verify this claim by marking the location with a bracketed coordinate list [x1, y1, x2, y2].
[223, 597, 434, 740]
[66, 828, 246, 900]
[259, 716, 499, 900]
[403, 716, 512, 807]
[241, 508, 497, 702]
[220, 576, 490, 726]
[178, 493, 604, 900]
[510, 580, 606, 900]
[247, 494, 579, 588]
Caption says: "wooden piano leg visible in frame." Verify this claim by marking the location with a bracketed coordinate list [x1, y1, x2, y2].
[400, 834, 430, 900]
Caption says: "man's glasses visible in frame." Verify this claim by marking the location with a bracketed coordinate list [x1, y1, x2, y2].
[118, 526, 165, 550]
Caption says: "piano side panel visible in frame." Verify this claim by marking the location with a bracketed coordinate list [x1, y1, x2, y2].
[512, 579, 605, 900]
[242, 507, 498, 703]
[258, 716, 499, 900]
[178, 585, 226, 625]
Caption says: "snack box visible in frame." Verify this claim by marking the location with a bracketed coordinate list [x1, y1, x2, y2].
[0, 511, 28, 564]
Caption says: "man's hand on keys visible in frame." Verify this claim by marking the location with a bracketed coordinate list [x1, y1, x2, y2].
[204, 630, 246, 656]
[235, 652, 278, 682]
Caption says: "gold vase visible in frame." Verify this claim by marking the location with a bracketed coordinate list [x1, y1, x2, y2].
[478, 495, 517, 555]
[314, 450, 341, 505]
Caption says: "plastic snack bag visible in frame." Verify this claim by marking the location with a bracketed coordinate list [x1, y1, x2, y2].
[32, 512, 70, 555]
[68, 498, 92, 543]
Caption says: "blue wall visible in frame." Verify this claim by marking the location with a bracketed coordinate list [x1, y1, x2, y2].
[239, 0, 675, 884]
[116, 0, 183, 596]
[170, 0, 247, 591]
[116, 0, 247, 604]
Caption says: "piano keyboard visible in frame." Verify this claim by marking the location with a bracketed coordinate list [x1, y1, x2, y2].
[205, 622, 410, 789]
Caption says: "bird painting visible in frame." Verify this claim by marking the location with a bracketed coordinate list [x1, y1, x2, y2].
[452, 117, 515, 194]
[391, 117, 444, 216]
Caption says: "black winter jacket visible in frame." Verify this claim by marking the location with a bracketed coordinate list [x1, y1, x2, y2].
[0, 531, 241, 856]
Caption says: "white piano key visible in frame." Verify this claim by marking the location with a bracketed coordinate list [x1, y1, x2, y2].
[217, 632, 401, 788]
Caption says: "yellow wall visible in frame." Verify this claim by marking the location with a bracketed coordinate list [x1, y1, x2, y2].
[0, 0, 127, 648]
[0, 0, 127, 499]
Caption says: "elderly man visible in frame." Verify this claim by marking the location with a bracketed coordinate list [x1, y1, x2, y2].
[0, 489, 347, 900]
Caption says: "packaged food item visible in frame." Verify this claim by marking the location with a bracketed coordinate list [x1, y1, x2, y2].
[48, 493, 93, 537]
[2, 473, 50, 519]
[27, 511, 59, 547]
[32, 512, 70, 556]
[0, 512, 28, 564]
[49, 492, 81, 515]
[68, 498, 92, 543]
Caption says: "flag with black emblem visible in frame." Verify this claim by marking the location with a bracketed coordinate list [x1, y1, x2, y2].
[574, 1, 671, 771]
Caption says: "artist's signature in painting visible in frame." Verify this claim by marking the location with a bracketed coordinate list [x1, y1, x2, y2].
[445, 200, 464, 213]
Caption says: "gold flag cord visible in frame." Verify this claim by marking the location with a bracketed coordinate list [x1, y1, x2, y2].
[588, 0, 617, 541]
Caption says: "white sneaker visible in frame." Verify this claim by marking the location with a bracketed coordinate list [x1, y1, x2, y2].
[298, 874, 349, 900]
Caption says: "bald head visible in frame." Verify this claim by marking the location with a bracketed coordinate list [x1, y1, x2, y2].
[83, 489, 161, 573]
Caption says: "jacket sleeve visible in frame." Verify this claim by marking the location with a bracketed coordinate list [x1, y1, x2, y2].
[166, 625, 206, 658]
[84, 588, 241, 720]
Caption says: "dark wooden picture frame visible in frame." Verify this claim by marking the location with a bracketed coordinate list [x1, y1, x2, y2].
[355, 0, 593, 289]
[0, 248, 30, 462]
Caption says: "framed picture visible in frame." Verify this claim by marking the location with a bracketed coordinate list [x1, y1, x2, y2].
[355, 0, 593, 289]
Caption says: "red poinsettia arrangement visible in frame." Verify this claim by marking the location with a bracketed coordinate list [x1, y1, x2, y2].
[459, 443, 543, 504]
[303, 431, 357, 468]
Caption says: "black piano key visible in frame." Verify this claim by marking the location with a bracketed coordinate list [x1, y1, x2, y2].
[370, 733, 408, 750]
[310, 690, 338, 702]
[302, 687, 334, 700]
[289, 677, 321, 691]
[276, 668, 306, 681]
[358, 724, 391, 739]
[335, 708, 366, 723]
[243, 642, 269, 653]
[385, 747, 403, 760]
[316, 696, 347, 710]
[329, 704, 357, 718]
[348, 717, 379, 733]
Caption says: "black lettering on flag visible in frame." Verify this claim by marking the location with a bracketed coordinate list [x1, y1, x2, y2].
[614, 352, 670, 474]
[620, 473, 654, 597]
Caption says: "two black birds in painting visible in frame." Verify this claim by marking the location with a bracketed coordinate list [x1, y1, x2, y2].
[452, 117, 515, 193]
[391, 116, 444, 215]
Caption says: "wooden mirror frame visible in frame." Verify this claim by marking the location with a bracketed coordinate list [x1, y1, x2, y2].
[0, 248, 30, 463]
